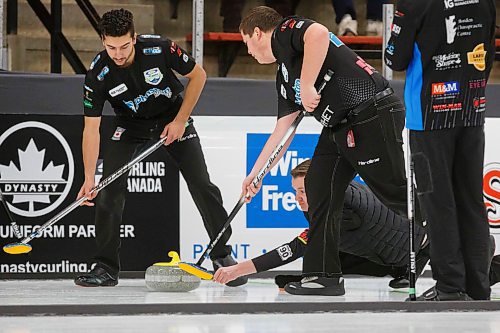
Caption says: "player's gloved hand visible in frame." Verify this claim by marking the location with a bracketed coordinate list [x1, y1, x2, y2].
[77, 179, 97, 206]
[300, 85, 321, 113]
[241, 174, 261, 203]
[213, 265, 242, 284]
[161, 119, 186, 145]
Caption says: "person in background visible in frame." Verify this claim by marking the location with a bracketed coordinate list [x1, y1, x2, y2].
[220, 0, 386, 36]
[385, 0, 496, 301]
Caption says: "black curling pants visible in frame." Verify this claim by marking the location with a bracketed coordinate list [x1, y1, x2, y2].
[303, 93, 409, 278]
[410, 126, 490, 300]
[93, 122, 232, 274]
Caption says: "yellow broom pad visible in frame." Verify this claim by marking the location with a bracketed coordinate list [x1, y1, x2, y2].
[178, 262, 213, 280]
[3, 243, 32, 254]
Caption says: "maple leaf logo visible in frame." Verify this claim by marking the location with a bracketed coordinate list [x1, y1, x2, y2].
[0, 139, 65, 213]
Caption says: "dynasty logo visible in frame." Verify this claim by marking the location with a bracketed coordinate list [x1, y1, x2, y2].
[0, 122, 74, 217]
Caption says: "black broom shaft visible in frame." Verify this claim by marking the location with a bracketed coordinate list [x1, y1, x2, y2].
[17, 136, 168, 245]
[195, 70, 334, 266]
[0, 189, 16, 225]
[407, 130, 417, 301]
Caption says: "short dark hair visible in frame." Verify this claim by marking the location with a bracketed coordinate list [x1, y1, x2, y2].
[291, 160, 311, 178]
[239, 6, 283, 37]
[99, 8, 135, 38]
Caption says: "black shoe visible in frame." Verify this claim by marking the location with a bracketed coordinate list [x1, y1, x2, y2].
[212, 255, 248, 287]
[490, 255, 500, 286]
[489, 235, 499, 286]
[408, 286, 472, 301]
[389, 241, 430, 289]
[389, 265, 409, 289]
[275, 274, 302, 289]
[389, 276, 410, 289]
[74, 265, 118, 287]
[284, 276, 345, 296]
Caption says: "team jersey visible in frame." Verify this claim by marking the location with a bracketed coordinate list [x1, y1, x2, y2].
[271, 17, 389, 127]
[385, 0, 496, 130]
[83, 35, 196, 123]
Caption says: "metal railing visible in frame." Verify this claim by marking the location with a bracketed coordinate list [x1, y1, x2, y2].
[6, 0, 101, 74]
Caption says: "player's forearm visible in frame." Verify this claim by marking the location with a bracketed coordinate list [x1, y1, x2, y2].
[233, 260, 258, 277]
[175, 64, 207, 123]
[301, 24, 329, 89]
[252, 238, 306, 272]
[82, 120, 100, 181]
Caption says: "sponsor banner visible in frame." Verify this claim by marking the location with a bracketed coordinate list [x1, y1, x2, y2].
[246, 133, 318, 228]
[0, 115, 179, 274]
[181, 116, 500, 269]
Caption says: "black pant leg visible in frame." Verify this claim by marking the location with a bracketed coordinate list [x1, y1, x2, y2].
[454, 126, 490, 300]
[340, 182, 426, 267]
[335, 94, 408, 218]
[410, 129, 467, 294]
[303, 127, 356, 277]
[220, 0, 246, 32]
[165, 124, 232, 260]
[94, 137, 143, 274]
[340, 252, 397, 277]
[331, 0, 357, 23]
[265, 0, 294, 17]
[366, 0, 387, 21]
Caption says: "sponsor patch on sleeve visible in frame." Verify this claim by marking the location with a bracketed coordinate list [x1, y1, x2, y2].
[89, 54, 100, 70]
[277, 244, 293, 261]
[297, 229, 309, 244]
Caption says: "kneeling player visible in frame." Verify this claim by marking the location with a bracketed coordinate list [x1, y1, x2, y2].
[214, 160, 430, 288]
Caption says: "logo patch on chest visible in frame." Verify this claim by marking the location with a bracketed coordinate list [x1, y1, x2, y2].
[143, 47, 162, 55]
[112, 127, 126, 141]
[109, 83, 128, 97]
[143, 67, 163, 85]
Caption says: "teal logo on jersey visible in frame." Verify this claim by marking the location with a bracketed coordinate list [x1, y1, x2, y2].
[143, 67, 163, 85]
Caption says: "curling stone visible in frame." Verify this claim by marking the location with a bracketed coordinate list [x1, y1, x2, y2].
[145, 251, 201, 292]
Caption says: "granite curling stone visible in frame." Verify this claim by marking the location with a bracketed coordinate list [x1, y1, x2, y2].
[145, 251, 201, 292]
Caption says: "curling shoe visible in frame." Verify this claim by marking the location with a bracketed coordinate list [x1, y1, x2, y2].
[74, 265, 118, 287]
[212, 255, 248, 287]
[409, 286, 472, 301]
[389, 240, 430, 290]
[275, 274, 302, 289]
[338, 14, 358, 36]
[285, 276, 345, 296]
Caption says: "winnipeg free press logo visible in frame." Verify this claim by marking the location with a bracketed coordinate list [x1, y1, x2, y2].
[246, 133, 317, 228]
[0, 122, 74, 217]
